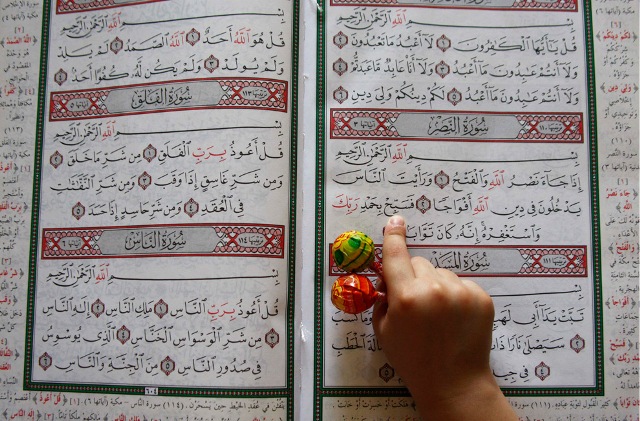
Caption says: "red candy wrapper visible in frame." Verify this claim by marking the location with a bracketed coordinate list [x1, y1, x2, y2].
[331, 273, 380, 314]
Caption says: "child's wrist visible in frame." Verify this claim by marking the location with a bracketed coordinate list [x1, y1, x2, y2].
[410, 371, 514, 421]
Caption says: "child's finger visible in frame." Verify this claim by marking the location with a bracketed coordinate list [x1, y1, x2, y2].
[382, 215, 414, 295]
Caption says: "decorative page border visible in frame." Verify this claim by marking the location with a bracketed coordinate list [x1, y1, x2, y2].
[314, 0, 603, 418]
[329, 110, 584, 143]
[329, 0, 578, 12]
[56, 0, 167, 14]
[42, 223, 285, 259]
[25, 2, 299, 415]
[49, 78, 288, 121]
[328, 244, 589, 277]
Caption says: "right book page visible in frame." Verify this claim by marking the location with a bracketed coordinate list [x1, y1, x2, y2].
[315, 0, 602, 418]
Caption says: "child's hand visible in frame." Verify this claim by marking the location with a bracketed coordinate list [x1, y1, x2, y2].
[373, 215, 517, 421]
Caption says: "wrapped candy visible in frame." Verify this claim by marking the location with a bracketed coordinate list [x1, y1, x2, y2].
[331, 274, 381, 314]
[330, 230, 385, 314]
[331, 230, 381, 275]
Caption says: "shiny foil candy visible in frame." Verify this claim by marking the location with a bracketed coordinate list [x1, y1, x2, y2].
[332, 230, 375, 273]
[331, 274, 379, 314]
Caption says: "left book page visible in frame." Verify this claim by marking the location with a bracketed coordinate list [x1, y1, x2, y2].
[24, 1, 298, 418]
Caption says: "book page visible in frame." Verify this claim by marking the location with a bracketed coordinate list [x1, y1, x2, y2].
[0, 0, 637, 420]
[21, 0, 298, 418]
[314, 0, 636, 419]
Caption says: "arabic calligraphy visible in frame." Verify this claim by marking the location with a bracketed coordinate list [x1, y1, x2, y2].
[27, 0, 296, 398]
[321, 0, 604, 399]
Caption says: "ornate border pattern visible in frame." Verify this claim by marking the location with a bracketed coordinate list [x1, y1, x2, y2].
[42, 224, 285, 258]
[330, 0, 578, 11]
[56, 0, 166, 14]
[49, 79, 288, 121]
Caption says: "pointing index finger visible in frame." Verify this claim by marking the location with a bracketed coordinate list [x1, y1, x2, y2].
[382, 215, 414, 294]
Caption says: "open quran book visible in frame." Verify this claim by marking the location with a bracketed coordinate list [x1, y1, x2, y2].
[0, 0, 638, 420]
